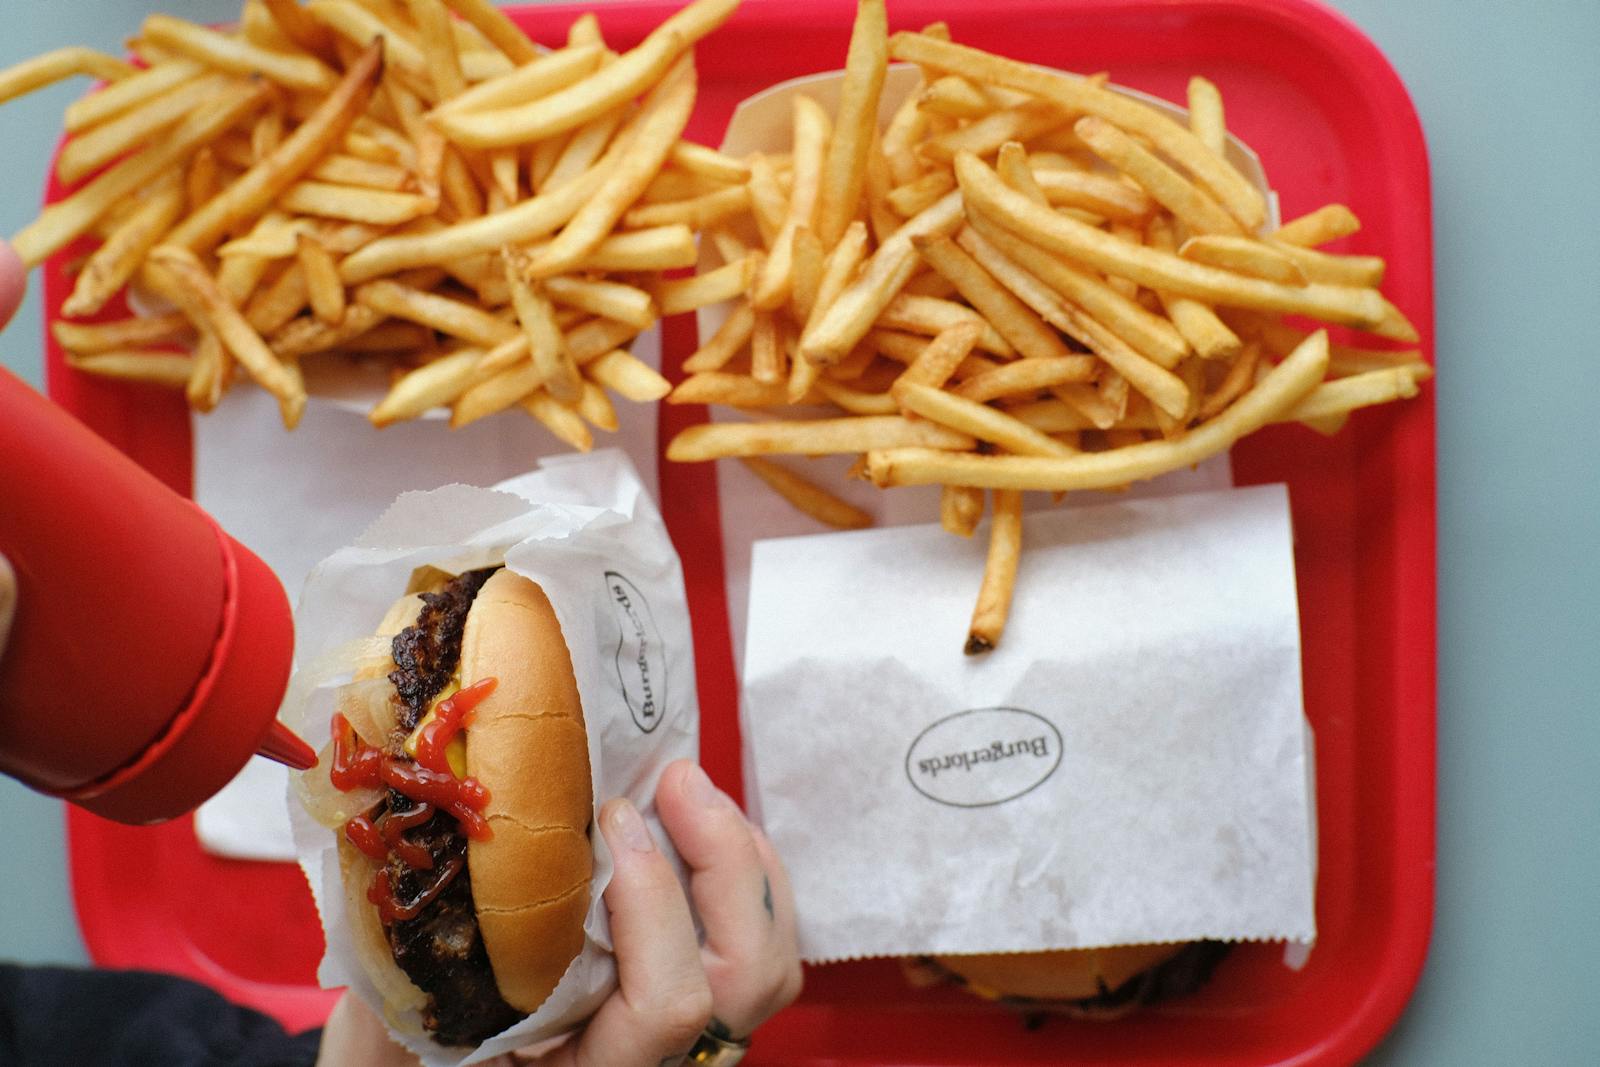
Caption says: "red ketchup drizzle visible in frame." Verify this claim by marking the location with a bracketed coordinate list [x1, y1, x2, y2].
[326, 679, 498, 922]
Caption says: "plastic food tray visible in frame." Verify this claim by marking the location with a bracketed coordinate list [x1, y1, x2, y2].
[48, 1, 1434, 1062]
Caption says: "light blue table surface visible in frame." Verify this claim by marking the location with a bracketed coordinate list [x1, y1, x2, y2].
[2, 1, 1596, 1063]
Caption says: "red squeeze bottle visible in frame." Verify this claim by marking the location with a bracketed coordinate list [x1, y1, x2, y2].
[0, 366, 315, 824]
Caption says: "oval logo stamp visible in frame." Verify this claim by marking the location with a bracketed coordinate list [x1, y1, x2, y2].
[604, 570, 667, 734]
[904, 707, 1063, 808]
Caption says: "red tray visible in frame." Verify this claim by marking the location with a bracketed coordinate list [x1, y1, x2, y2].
[50, 0, 1435, 1063]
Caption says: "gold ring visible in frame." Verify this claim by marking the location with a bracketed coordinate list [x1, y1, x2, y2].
[685, 1025, 750, 1066]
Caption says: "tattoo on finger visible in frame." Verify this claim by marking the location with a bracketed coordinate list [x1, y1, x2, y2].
[762, 875, 774, 920]
[707, 1017, 737, 1042]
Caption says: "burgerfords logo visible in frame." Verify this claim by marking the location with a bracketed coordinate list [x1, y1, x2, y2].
[604, 571, 666, 734]
[905, 707, 1063, 808]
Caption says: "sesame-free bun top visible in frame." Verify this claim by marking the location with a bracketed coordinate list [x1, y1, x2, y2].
[934, 943, 1186, 1002]
[459, 569, 593, 1014]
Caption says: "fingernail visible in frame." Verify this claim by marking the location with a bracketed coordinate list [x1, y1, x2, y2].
[608, 799, 655, 853]
[684, 763, 721, 809]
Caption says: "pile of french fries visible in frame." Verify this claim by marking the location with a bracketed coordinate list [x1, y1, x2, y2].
[4, 0, 749, 446]
[662, 0, 1431, 653]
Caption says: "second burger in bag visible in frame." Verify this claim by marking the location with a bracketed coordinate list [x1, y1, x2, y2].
[298, 565, 592, 1046]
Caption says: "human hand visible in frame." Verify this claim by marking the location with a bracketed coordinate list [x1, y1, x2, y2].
[317, 759, 802, 1067]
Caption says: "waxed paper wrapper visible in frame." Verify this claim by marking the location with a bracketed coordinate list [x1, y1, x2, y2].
[284, 450, 696, 1065]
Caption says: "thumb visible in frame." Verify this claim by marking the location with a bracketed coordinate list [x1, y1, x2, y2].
[0, 240, 23, 330]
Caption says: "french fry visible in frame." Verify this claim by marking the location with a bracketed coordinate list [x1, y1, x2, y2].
[501, 250, 582, 403]
[955, 151, 1416, 340]
[542, 105, 631, 192]
[586, 349, 671, 402]
[522, 390, 594, 451]
[1262, 240, 1386, 287]
[1074, 116, 1242, 236]
[55, 73, 235, 186]
[866, 330, 1330, 491]
[1186, 75, 1226, 156]
[297, 232, 347, 324]
[263, 0, 340, 64]
[0, 46, 136, 107]
[279, 182, 435, 224]
[576, 377, 619, 431]
[918, 100, 1066, 164]
[814, 377, 899, 415]
[543, 276, 657, 331]
[815, 0, 887, 246]
[430, 0, 736, 147]
[526, 55, 698, 277]
[995, 142, 1049, 206]
[62, 177, 185, 318]
[246, 261, 310, 334]
[53, 312, 194, 354]
[1180, 234, 1308, 285]
[164, 41, 382, 253]
[624, 183, 751, 230]
[143, 13, 336, 93]
[13, 81, 268, 266]
[801, 189, 962, 364]
[62, 57, 205, 134]
[185, 330, 228, 412]
[443, 0, 540, 64]
[966, 489, 1022, 654]
[920, 75, 996, 120]
[740, 457, 872, 530]
[683, 301, 756, 373]
[1197, 340, 1261, 419]
[749, 311, 785, 385]
[64, 349, 195, 387]
[941, 484, 984, 537]
[895, 381, 1077, 458]
[667, 414, 976, 461]
[1145, 215, 1242, 361]
[430, 43, 602, 117]
[574, 225, 698, 272]
[669, 140, 750, 183]
[656, 254, 757, 316]
[878, 293, 1013, 356]
[951, 356, 1097, 403]
[886, 170, 956, 218]
[356, 278, 517, 347]
[669, 372, 794, 408]
[913, 232, 1080, 364]
[147, 245, 307, 427]
[889, 320, 985, 395]
[408, 0, 468, 100]
[452, 358, 546, 427]
[1271, 203, 1361, 247]
[753, 94, 830, 309]
[269, 303, 384, 357]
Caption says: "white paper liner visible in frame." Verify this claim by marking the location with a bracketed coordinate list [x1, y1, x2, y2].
[283, 450, 697, 1065]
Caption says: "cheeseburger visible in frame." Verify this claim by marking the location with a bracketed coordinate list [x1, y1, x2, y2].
[300, 565, 592, 1046]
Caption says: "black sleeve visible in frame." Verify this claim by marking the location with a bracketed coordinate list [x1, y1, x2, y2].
[0, 963, 323, 1067]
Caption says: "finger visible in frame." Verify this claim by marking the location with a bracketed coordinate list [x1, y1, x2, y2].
[654, 761, 772, 966]
[748, 823, 800, 956]
[0, 241, 23, 330]
[315, 992, 421, 1067]
[558, 797, 711, 1067]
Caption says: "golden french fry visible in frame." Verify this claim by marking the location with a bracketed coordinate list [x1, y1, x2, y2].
[56, 72, 234, 186]
[895, 381, 1077, 458]
[62, 177, 184, 318]
[874, 326, 999, 383]
[669, 140, 750, 183]
[888, 319, 985, 396]
[1180, 234, 1308, 285]
[789, 226, 825, 324]
[147, 245, 306, 427]
[53, 312, 193, 354]
[1284, 364, 1426, 421]
[430, 0, 736, 147]
[867, 330, 1330, 491]
[1186, 75, 1226, 156]
[1271, 203, 1361, 247]
[185, 331, 228, 411]
[913, 231, 1080, 364]
[877, 293, 1012, 356]
[919, 75, 996, 120]
[918, 100, 1066, 164]
[966, 489, 1022, 654]
[64, 349, 194, 387]
[297, 233, 346, 325]
[815, 0, 887, 246]
[442, 0, 540, 64]
[940, 484, 985, 537]
[1263, 240, 1386, 287]
[164, 42, 382, 253]
[542, 105, 631, 192]
[1145, 215, 1242, 361]
[667, 414, 976, 461]
[995, 142, 1049, 206]
[956, 151, 1415, 340]
[626, 184, 752, 230]
[576, 377, 619, 431]
[453, 358, 545, 427]
[951, 357, 1097, 403]
[801, 189, 963, 365]
[889, 32, 1267, 230]
[408, 0, 468, 100]
[279, 182, 434, 225]
[1075, 116, 1241, 236]
[543, 276, 657, 330]
[522, 390, 593, 450]
[63, 57, 205, 133]
[246, 261, 310, 335]
[572, 225, 698, 272]
[745, 153, 787, 247]
[586, 349, 671, 402]
[754, 94, 830, 309]
[886, 170, 956, 218]
[740, 457, 872, 530]
[656, 254, 757, 317]
[501, 250, 582, 404]
[683, 301, 756, 374]
[143, 13, 336, 93]
[669, 372, 794, 408]
[356, 278, 517, 347]
[263, 0, 340, 63]
[813, 377, 898, 415]
[565, 317, 642, 366]
[527, 55, 698, 277]
[12, 81, 268, 266]
[269, 303, 384, 357]
[0, 46, 135, 107]
[431, 43, 602, 117]
[749, 311, 785, 385]
[1198, 340, 1262, 419]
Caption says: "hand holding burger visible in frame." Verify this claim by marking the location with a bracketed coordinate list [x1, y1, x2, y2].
[316, 759, 802, 1067]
